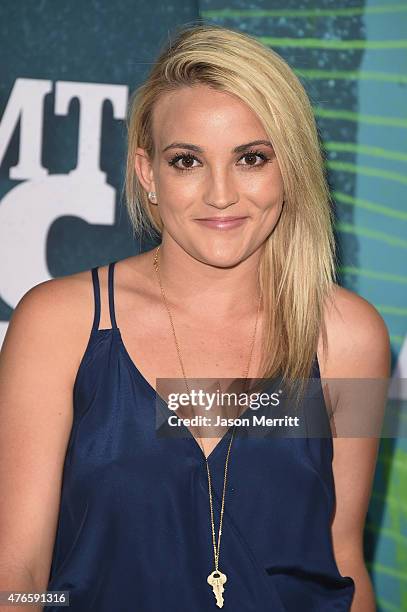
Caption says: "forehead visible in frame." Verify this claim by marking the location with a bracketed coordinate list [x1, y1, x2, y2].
[151, 84, 268, 149]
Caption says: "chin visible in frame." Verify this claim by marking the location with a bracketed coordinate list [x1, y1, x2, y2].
[194, 248, 247, 269]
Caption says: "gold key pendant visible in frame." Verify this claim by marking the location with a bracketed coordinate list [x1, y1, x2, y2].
[207, 569, 227, 608]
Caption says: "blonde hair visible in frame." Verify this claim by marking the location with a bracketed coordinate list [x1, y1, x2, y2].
[125, 22, 336, 404]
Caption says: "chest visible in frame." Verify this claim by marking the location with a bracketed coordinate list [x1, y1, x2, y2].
[117, 308, 265, 384]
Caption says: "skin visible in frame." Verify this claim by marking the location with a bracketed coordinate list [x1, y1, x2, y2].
[0, 84, 390, 611]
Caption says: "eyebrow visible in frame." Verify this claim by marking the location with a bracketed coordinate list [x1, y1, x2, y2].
[162, 140, 274, 154]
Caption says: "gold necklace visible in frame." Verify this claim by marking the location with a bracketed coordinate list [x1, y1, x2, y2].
[153, 245, 261, 608]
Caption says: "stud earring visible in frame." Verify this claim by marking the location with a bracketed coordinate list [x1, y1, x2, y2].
[148, 191, 157, 202]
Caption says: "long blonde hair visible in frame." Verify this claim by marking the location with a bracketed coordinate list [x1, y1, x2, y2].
[125, 22, 337, 403]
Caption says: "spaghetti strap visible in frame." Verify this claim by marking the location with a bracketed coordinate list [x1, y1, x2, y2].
[108, 261, 118, 330]
[91, 267, 101, 332]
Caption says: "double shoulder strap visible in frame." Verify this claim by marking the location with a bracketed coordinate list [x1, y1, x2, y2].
[90, 262, 118, 332]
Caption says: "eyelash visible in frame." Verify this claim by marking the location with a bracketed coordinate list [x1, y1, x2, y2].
[168, 149, 272, 173]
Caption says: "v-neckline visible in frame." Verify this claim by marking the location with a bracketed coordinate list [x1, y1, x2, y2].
[115, 327, 235, 462]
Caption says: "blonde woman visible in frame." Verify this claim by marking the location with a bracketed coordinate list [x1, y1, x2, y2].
[0, 23, 389, 612]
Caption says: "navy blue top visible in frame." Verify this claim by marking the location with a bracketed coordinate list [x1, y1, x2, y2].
[45, 260, 355, 611]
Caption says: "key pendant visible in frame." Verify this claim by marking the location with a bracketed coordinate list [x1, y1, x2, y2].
[207, 569, 227, 608]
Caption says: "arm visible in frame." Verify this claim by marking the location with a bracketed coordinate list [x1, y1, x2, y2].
[320, 287, 391, 612]
[331, 437, 381, 612]
[0, 275, 91, 610]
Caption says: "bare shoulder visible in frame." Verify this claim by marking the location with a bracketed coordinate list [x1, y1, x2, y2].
[318, 284, 391, 378]
[6, 249, 153, 334]
[9, 266, 93, 325]
[2, 266, 100, 386]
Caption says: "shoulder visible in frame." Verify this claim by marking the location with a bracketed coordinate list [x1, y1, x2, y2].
[3, 252, 152, 361]
[7, 251, 149, 330]
[7, 267, 94, 339]
[1, 267, 99, 387]
[318, 284, 391, 378]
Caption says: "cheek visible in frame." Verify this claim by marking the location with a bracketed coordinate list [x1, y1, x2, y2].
[242, 166, 284, 200]
[154, 193, 191, 230]
[247, 184, 284, 214]
[158, 172, 200, 203]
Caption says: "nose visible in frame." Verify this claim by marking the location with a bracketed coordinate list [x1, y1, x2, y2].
[204, 167, 239, 209]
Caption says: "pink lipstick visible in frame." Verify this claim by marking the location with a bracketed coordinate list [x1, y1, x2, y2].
[194, 216, 248, 230]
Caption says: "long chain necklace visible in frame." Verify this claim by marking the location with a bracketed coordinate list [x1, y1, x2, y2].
[153, 245, 261, 608]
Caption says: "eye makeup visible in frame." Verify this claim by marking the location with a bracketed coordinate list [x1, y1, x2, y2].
[167, 149, 273, 173]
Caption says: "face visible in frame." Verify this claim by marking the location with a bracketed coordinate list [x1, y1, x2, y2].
[135, 84, 285, 267]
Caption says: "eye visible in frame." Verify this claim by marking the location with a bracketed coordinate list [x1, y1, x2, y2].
[237, 150, 271, 168]
[168, 153, 201, 172]
[167, 149, 272, 173]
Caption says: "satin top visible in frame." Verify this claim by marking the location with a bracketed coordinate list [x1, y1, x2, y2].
[45, 260, 355, 611]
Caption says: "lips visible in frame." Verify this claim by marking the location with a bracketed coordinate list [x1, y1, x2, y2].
[197, 216, 246, 221]
[194, 216, 248, 230]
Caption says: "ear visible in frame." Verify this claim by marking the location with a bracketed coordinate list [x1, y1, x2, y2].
[134, 147, 156, 195]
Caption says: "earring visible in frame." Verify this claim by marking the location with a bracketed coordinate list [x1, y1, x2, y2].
[148, 191, 157, 202]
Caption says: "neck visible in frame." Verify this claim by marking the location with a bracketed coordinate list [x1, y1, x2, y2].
[153, 236, 263, 319]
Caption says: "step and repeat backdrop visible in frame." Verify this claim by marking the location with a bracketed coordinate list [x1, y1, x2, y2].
[0, 1, 406, 609]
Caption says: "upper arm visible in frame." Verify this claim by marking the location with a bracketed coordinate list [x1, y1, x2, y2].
[320, 287, 391, 563]
[0, 274, 92, 589]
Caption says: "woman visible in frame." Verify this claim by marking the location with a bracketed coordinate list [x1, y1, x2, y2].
[0, 23, 390, 611]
